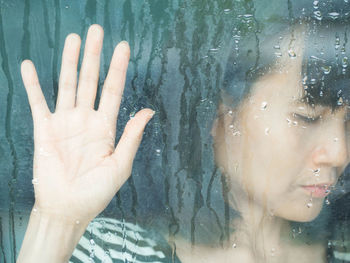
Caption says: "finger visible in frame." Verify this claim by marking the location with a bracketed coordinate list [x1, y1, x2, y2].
[76, 24, 104, 108]
[111, 109, 154, 180]
[98, 41, 130, 125]
[56, 33, 81, 111]
[21, 60, 50, 121]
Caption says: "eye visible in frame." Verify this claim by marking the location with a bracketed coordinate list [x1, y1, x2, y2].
[293, 113, 321, 124]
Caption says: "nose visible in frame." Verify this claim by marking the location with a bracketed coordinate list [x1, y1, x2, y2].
[311, 119, 348, 169]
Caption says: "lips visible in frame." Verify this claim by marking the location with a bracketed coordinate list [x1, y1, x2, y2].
[301, 183, 332, 198]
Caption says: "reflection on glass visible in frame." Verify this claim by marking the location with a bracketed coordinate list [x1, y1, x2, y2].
[0, 1, 349, 263]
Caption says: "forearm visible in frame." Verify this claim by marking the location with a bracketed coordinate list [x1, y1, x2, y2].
[17, 209, 89, 263]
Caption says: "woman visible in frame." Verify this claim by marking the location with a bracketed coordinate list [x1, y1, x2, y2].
[17, 4, 350, 263]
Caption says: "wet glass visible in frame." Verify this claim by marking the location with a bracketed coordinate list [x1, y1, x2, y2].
[0, 0, 349, 262]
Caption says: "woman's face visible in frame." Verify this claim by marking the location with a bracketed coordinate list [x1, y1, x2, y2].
[213, 58, 350, 222]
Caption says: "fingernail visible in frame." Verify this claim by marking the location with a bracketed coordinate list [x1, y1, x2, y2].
[119, 40, 129, 46]
[148, 110, 156, 118]
[88, 25, 103, 40]
[118, 40, 130, 50]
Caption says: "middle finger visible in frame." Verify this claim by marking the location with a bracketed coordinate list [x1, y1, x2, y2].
[76, 24, 104, 108]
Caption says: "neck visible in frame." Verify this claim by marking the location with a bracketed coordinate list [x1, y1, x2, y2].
[230, 199, 291, 261]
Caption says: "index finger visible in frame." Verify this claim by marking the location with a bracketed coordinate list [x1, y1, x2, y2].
[98, 41, 130, 123]
[21, 60, 50, 122]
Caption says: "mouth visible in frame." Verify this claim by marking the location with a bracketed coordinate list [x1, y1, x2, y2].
[300, 183, 333, 198]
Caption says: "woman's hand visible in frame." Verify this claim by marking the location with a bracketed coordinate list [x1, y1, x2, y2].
[21, 24, 154, 224]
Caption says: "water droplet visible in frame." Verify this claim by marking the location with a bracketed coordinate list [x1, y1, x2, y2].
[334, 137, 339, 142]
[209, 48, 219, 53]
[288, 49, 296, 58]
[313, 0, 319, 7]
[243, 14, 253, 18]
[90, 239, 96, 246]
[265, 128, 270, 135]
[325, 198, 330, 205]
[129, 111, 136, 118]
[338, 97, 344, 106]
[76, 220, 80, 225]
[328, 12, 340, 19]
[273, 45, 280, 50]
[156, 149, 161, 154]
[224, 8, 231, 14]
[32, 178, 39, 185]
[312, 168, 320, 177]
[232, 243, 237, 248]
[232, 131, 241, 136]
[313, 168, 321, 173]
[229, 124, 234, 129]
[342, 57, 348, 68]
[65, 5, 69, 9]
[286, 118, 292, 126]
[233, 35, 241, 45]
[271, 247, 276, 257]
[33, 207, 38, 213]
[307, 201, 313, 208]
[275, 52, 282, 58]
[314, 10, 323, 20]
[335, 37, 341, 49]
[233, 131, 241, 136]
[228, 110, 233, 115]
[261, 101, 268, 110]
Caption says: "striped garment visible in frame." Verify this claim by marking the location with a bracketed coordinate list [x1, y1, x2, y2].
[69, 217, 180, 263]
[70, 217, 350, 263]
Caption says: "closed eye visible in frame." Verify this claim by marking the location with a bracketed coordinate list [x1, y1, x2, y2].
[293, 113, 321, 123]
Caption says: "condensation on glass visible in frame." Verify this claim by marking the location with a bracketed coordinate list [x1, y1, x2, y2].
[0, 0, 349, 262]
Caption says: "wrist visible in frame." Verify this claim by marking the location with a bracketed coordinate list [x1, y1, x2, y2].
[29, 205, 91, 228]
[17, 207, 90, 263]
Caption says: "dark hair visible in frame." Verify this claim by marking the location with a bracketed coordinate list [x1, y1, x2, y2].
[223, 16, 350, 110]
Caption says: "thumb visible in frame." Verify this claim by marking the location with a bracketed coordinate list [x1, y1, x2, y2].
[111, 108, 155, 178]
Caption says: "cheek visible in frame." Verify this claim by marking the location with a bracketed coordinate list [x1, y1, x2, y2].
[242, 111, 306, 199]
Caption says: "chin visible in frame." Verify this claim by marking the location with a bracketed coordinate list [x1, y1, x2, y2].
[275, 201, 323, 222]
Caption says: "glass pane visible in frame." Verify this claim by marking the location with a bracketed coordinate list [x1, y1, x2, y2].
[0, 0, 349, 262]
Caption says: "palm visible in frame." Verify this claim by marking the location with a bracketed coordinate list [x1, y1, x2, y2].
[21, 25, 153, 224]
